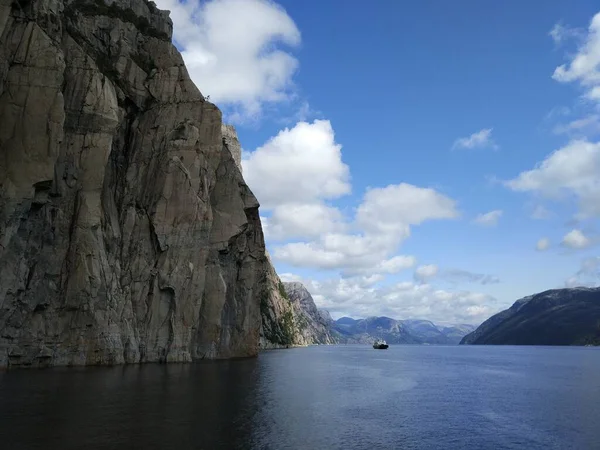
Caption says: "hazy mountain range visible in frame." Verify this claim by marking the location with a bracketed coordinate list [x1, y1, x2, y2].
[331, 316, 477, 345]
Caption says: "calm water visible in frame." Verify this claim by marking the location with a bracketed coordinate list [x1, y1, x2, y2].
[1, 345, 599, 449]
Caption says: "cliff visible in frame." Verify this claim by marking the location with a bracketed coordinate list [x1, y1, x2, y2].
[0, 0, 277, 368]
[282, 282, 338, 345]
[258, 251, 303, 348]
[460, 287, 600, 345]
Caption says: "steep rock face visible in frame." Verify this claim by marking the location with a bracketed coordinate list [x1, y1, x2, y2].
[221, 124, 242, 174]
[460, 287, 600, 345]
[0, 0, 266, 368]
[283, 282, 337, 345]
[258, 251, 305, 349]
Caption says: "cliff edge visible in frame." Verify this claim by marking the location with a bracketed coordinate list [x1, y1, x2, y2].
[0, 0, 272, 368]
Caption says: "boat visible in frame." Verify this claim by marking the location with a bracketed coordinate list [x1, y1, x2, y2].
[372, 339, 389, 349]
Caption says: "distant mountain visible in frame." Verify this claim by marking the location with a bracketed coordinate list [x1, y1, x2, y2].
[331, 316, 476, 345]
[460, 287, 600, 346]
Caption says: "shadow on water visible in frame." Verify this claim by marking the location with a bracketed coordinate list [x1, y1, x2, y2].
[0, 359, 261, 450]
[2, 346, 600, 450]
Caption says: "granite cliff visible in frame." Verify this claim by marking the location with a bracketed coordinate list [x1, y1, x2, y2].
[0, 0, 296, 368]
[460, 287, 600, 346]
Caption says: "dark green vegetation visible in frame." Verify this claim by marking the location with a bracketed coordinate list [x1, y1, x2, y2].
[260, 292, 297, 347]
[461, 287, 600, 346]
[278, 281, 288, 300]
[333, 317, 476, 345]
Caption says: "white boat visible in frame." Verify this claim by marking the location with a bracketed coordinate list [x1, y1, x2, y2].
[372, 339, 389, 349]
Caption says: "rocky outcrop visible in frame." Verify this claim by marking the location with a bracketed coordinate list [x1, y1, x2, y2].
[221, 124, 242, 174]
[0, 0, 269, 368]
[283, 282, 338, 345]
[460, 287, 600, 345]
[258, 251, 304, 349]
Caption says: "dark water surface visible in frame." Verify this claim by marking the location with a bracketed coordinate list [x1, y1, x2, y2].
[1, 345, 600, 449]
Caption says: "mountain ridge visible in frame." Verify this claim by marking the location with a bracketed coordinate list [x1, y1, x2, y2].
[460, 287, 600, 345]
[330, 315, 476, 345]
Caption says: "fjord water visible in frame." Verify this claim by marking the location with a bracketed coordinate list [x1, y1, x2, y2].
[1, 346, 599, 450]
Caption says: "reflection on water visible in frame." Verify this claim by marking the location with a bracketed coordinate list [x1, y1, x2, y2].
[1, 345, 600, 449]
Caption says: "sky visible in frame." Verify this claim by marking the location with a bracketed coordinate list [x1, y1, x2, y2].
[153, 0, 600, 325]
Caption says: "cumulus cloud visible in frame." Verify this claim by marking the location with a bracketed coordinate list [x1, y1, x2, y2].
[288, 275, 500, 325]
[356, 183, 459, 232]
[242, 119, 459, 275]
[271, 183, 458, 274]
[414, 264, 439, 283]
[263, 202, 346, 241]
[561, 229, 592, 249]
[505, 140, 600, 218]
[452, 128, 498, 150]
[536, 237, 551, 251]
[343, 255, 417, 277]
[552, 12, 600, 102]
[473, 209, 503, 226]
[154, 0, 301, 121]
[243, 120, 350, 209]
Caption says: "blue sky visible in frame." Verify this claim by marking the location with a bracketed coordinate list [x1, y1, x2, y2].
[156, 0, 600, 324]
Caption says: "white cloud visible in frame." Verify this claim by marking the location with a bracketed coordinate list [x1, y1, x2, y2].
[343, 255, 417, 277]
[272, 183, 458, 273]
[264, 202, 345, 241]
[552, 12, 600, 102]
[155, 0, 301, 121]
[561, 229, 592, 249]
[553, 114, 600, 137]
[243, 120, 350, 209]
[278, 272, 303, 283]
[452, 128, 498, 150]
[536, 237, 551, 251]
[414, 264, 439, 283]
[549, 22, 584, 45]
[273, 234, 412, 273]
[243, 119, 458, 274]
[473, 209, 503, 226]
[505, 139, 600, 218]
[356, 183, 459, 232]
[289, 276, 500, 325]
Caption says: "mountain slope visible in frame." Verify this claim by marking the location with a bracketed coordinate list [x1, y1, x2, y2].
[332, 317, 475, 345]
[282, 282, 338, 345]
[460, 287, 600, 345]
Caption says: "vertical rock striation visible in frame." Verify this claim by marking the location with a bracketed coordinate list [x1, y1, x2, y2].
[0, 0, 267, 368]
